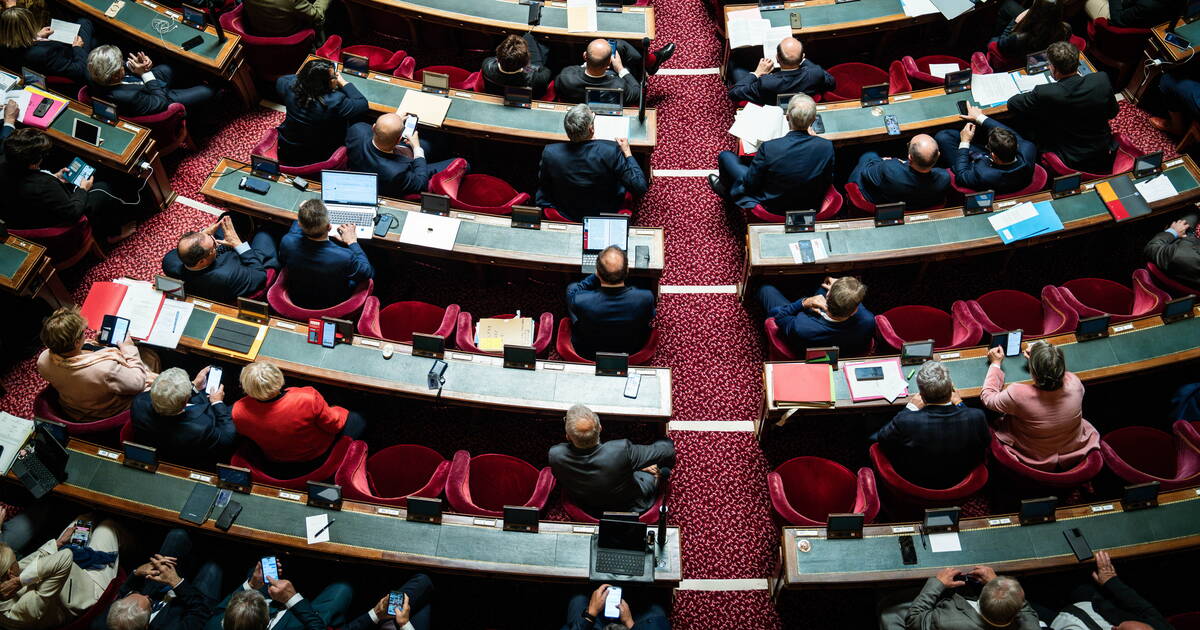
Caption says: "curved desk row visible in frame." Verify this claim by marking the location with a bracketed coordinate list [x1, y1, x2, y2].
[344, 0, 653, 42]
[775, 485, 1200, 590]
[200, 158, 665, 278]
[760, 306, 1200, 430]
[28, 441, 682, 583]
[168, 300, 673, 420]
[724, 0, 940, 41]
[746, 156, 1200, 278]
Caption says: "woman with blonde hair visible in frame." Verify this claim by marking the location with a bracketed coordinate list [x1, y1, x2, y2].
[0, 7, 93, 84]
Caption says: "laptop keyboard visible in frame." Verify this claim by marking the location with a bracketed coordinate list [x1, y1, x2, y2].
[596, 550, 645, 577]
[20, 454, 57, 489]
[328, 209, 375, 227]
[582, 253, 598, 268]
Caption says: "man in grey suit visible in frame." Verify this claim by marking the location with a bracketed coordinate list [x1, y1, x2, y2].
[905, 566, 1040, 630]
[548, 404, 675, 517]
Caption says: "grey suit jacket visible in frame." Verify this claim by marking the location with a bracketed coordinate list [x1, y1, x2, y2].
[548, 438, 675, 516]
[905, 578, 1041, 630]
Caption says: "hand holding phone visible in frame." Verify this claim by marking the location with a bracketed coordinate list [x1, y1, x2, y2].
[260, 556, 280, 583]
[387, 591, 406, 616]
[204, 365, 223, 395]
[603, 585, 622, 618]
[402, 114, 418, 140]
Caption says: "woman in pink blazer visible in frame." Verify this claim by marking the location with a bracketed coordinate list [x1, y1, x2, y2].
[980, 340, 1099, 471]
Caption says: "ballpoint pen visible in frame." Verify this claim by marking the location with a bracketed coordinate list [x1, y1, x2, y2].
[313, 519, 335, 538]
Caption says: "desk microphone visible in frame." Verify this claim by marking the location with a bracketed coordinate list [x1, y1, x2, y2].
[206, 0, 227, 41]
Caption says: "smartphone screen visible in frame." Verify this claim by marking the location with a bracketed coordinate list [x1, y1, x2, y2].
[261, 556, 279, 582]
[810, 114, 824, 134]
[1166, 32, 1191, 49]
[402, 115, 418, 139]
[321, 321, 336, 348]
[855, 366, 884, 380]
[884, 114, 900, 136]
[604, 586, 622, 618]
[956, 100, 968, 115]
[70, 521, 92, 546]
[387, 591, 405, 616]
[205, 366, 222, 395]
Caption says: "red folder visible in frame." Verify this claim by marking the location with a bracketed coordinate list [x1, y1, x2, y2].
[80, 281, 128, 331]
[771, 363, 835, 407]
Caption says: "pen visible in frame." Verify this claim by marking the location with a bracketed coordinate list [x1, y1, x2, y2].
[919, 525, 927, 550]
[171, 311, 180, 332]
[313, 519, 335, 538]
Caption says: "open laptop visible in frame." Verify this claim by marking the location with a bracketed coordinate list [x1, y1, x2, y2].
[590, 517, 653, 581]
[321, 170, 378, 239]
[586, 87, 624, 117]
[581, 215, 629, 273]
[11, 424, 69, 499]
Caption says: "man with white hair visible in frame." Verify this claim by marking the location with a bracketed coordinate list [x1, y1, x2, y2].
[708, 94, 835, 215]
[548, 404, 675, 517]
[85, 44, 215, 117]
[906, 566, 1040, 629]
[130, 366, 237, 466]
[102, 529, 219, 630]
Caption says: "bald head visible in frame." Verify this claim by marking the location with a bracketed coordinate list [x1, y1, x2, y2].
[596, 245, 628, 285]
[178, 232, 216, 269]
[584, 39, 613, 74]
[374, 113, 406, 151]
[777, 38, 804, 68]
[565, 404, 601, 448]
[907, 134, 940, 172]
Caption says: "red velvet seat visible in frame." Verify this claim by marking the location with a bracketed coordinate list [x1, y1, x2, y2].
[220, 4, 316, 83]
[1086, 19, 1148, 87]
[745, 185, 843, 223]
[1040, 133, 1140, 182]
[562, 492, 663, 524]
[10, 215, 106, 270]
[844, 182, 945, 215]
[868, 443, 988, 515]
[427, 158, 529, 215]
[334, 440, 450, 507]
[970, 52, 993, 75]
[357, 299, 459, 344]
[900, 55, 968, 87]
[231, 436, 354, 490]
[1058, 270, 1170, 324]
[949, 164, 1048, 200]
[764, 317, 798, 361]
[252, 128, 348, 174]
[415, 65, 483, 91]
[57, 567, 126, 630]
[964, 287, 1077, 338]
[555, 318, 658, 365]
[888, 59, 911, 94]
[78, 86, 194, 156]
[315, 35, 408, 73]
[767, 456, 880, 526]
[445, 450, 555, 517]
[989, 436, 1103, 492]
[1170, 612, 1200, 630]
[267, 271, 373, 321]
[455, 311, 555, 357]
[543, 193, 635, 223]
[33, 386, 131, 436]
[821, 63, 891, 102]
[985, 34, 1088, 72]
[1174, 419, 1200, 453]
[1099, 426, 1200, 490]
[1145, 262, 1200, 297]
[876, 303, 982, 351]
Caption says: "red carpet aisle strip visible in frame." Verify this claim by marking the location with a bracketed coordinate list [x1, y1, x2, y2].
[672, 590, 782, 629]
[638, 179, 747, 286]
[1111, 101, 1180, 159]
[643, 0, 725, 68]
[647, 76, 737, 170]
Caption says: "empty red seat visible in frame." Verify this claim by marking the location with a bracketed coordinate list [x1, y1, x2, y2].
[964, 287, 1077, 338]
[446, 450, 555, 517]
[1146, 262, 1200, 296]
[415, 65, 483, 91]
[33, 386, 131, 435]
[267, 271, 373, 321]
[1174, 419, 1200, 453]
[1100, 426, 1200, 490]
[869, 443, 987, 516]
[455, 311, 555, 357]
[876, 303, 982, 351]
[252, 128, 348, 174]
[1040, 133, 1140, 182]
[900, 55, 968, 87]
[335, 441, 450, 507]
[357, 300, 459, 344]
[1169, 612, 1200, 630]
[768, 456, 880, 526]
[220, 4, 316, 83]
[555, 318, 659, 365]
[10, 215, 105, 270]
[821, 63, 891, 102]
[1085, 19, 1147, 87]
[427, 158, 530, 216]
[231, 436, 354, 491]
[315, 35, 408, 73]
[1058, 270, 1170, 324]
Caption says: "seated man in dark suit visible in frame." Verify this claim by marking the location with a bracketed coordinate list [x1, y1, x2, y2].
[345, 114, 458, 199]
[99, 528, 220, 630]
[933, 104, 1037, 194]
[847, 134, 950, 210]
[332, 575, 433, 630]
[86, 45, 215, 117]
[1051, 551, 1172, 630]
[560, 585, 670, 630]
[205, 560, 352, 630]
[161, 216, 278, 305]
[709, 94, 834, 214]
[548, 404, 675, 517]
[1007, 41, 1118, 174]
[1144, 214, 1200, 288]
[871, 360, 989, 489]
[130, 367, 237, 466]
[758, 276, 875, 356]
[726, 37, 835, 105]
[536, 104, 648, 221]
[1085, 0, 1179, 27]
[481, 33, 552, 99]
[554, 38, 675, 105]
[278, 199, 374, 310]
[565, 246, 656, 359]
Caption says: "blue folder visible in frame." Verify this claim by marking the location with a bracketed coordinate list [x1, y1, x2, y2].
[994, 200, 1064, 244]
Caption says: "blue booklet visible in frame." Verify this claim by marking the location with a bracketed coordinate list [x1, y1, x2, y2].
[988, 200, 1064, 244]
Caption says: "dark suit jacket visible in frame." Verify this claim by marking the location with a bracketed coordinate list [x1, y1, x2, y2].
[726, 60, 836, 105]
[731, 130, 834, 212]
[1144, 229, 1200, 287]
[1064, 578, 1173, 630]
[549, 438, 675, 515]
[1107, 0, 1180, 27]
[767, 286, 876, 356]
[535, 140, 648, 221]
[0, 168, 87, 229]
[906, 578, 1041, 630]
[848, 157, 950, 210]
[566, 274, 655, 359]
[278, 221, 374, 309]
[553, 65, 640, 105]
[951, 118, 1038, 194]
[275, 75, 368, 165]
[94, 75, 175, 117]
[565, 612, 671, 630]
[345, 121, 430, 198]
[0, 42, 88, 85]
[211, 587, 326, 630]
[112, 578, 213, 630]
[994, 22, 1071, 59]
[481, 33, 552, 99]
[1007, 72, 1118, 173]
[874, 404, 990, 489]
[130, 390, 237, 466]
[162, 247, 269, 304]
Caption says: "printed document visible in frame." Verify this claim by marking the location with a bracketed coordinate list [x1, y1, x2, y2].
[592, 114, 630, 142]
[399, 212, 461, 250]
[144, 299, 194, 349]
[46, 19, 80, 45]
[1134, 174, 1178, 203]
[567, 0, 598, 32]
[113, 278, 163, 340]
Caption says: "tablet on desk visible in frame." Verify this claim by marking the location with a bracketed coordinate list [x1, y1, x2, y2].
[72, 118, 102, 146]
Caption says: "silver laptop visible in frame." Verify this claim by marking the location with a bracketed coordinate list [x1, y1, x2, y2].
[321, 170, 378, 239]
[586, 87, 624, 117]
[581, 215, 629, 273]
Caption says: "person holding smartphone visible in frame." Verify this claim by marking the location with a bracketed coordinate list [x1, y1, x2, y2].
[275, 59, 368, 166]
[130, 367, 237, 467]
[206, 558, 354, 630]
[344, 113, 460, 200]
[560, 584, 670, 629]
[330, 574, 433, 630]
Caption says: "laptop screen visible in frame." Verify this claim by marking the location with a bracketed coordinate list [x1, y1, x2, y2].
[322, 171, 378, 206]
[31, 424, 69, 468]
[598, 518, 647, 551]
[586, 87, 623, 113]
[582, 216, 628, 253]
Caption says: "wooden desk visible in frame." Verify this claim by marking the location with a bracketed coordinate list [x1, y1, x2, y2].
[775, 485, 1200, 590]
[60, 0, 256, 108]
[311, 57, 657, 152]
[1152, 21, 1199, 62]
[723, 0, 937, 42]
[760, 306, 1200, 432]
[167, 299, 673, 420]
[0, 236, 72, 308]
[745, 156, 1200, 278]
[36, 441, 682, 583]
[201, 158, 665, 278]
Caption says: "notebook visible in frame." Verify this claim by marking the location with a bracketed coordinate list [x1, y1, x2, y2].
[771, 363, 835, 407]
[1095, 176, 1151, 222]
[81, 279, 178, 340]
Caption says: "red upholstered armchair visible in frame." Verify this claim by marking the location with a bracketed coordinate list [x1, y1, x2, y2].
[57, 568, 126, 630]
[1057, 270, 1170, 324]
[357, 300, 459, 344]
[555, 318, 659, 365]
[844, 182, 945, 215]
[315, 35, 409, 73]
[428, 158, 530, 215]
[888, 60, 911, 94]
[267, 272, 373, 321]
[1174, 419, 1200, 453]
[33, 386, 131, 435]
[562, 493, 664, 524]
[252, 128, 348, 175]
[1040, 133, 1140, 181]
[767, 456, 879, 526]
[868, 443, 988, 515]
[900, 55, 968, 87]
[220, 4, 316, 83]
[963, 287, 1077, 338]
[746, 185, 843, 223]
[970, 52, 993, 75]
[821, 63, 890, 102]
[985, 34, 1087, 72]
[415, 66, 484, 91]
[445, 450, 555, 517]
[1086, 19, 1148, 87]
[10, 215, 106, 270]
[989, 436, 1103, 492]
[231, 436, 354, 491]
[335, 441, 450, 507]
[949, 165, 1048, 200]
[1099, 426, 1200, 490]
[78, 86, 194, 156]
[763, 318, 797, 361]
[1146, 262, 1200, 296]
[876, 302, 982, 351]
[455, 311, 555, 357]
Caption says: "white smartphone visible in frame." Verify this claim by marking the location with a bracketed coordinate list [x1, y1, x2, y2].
[603, 585, 622, 618]
[205, 366, 223, 395]
[260, 556, 279, 582]
[402, 114, 418, 139]
[623, 372, 641, 399]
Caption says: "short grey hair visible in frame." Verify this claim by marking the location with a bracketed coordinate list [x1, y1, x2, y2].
[223, 590, 270, 630]
[915, 360, 953, 404]
[979, 576, 1025, 626]
[107, 596, 151, 630]
[564, 104, 595, 142]
[150, 368, 193, 415]
[1027, 340, 1065, 391]
[87, 45, 125, 86]
[564, 403, 601, 448]
[786, 93, 817, 131]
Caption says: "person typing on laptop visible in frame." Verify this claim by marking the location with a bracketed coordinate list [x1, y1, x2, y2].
[277, 199, 375, 310]
[536, 104, 648, 222]
[566, 246, 655, 360]
[345, 113, 460, 200]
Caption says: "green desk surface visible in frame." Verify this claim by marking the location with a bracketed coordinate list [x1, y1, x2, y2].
[342, 72, 654, 144]
[75, 0, 225, 61]
[0, 243, 30, 279]
[49, 106, 137, 157]
[1174, 20, 1200, 42]
[362, 0, 650, 35]
[759, 0, 904, 29]
[60, 448, 681, 581]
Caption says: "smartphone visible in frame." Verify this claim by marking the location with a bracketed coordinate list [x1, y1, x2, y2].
[790, 11, 801, 27]
[98, 314, 130, 346]
[604, 585, 622, 618]
[321, 320, 336, 348]
[204, 365, 222, 395]
[855, 366, 884, 381]
[527, 0, 542, 25]
[990, 330, 1023, 357]
[898, 535, 917, 565]
[374, 214, 392, 237]
[33, 98, 52, 118]
[607, 39, 619, 58]
[884, 114, 900, 136]
[623, 372, 641, 398]
[810, 114, 824, 134]
[387, 591, 406, 616]
[215, 488, 233, 510]
[1166, 31, 1191, 50]
[239, 177, 270, 195]
[956, 100, 968, 116]
[70, 520, 93, 546]
[180, 34, 204, 51]
[261, 556, 280, 583]
[402, 114, 418, 139]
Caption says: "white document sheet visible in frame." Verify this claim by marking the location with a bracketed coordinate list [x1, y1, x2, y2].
[988, 201, 1037, 231]
[397, 90, 451, 127]
[0, 71, 17, 93]
[929, 0, 973, 19]
[113, 278, 162, 340]
[305, 514, 331, 544]
[143, 299, 194, 349]
[728, 17, 771, 49]
[762, 25, 792, 68]
[566, 0, 598, 32]
[788, 238, 828, 263]
[845, 359, 909, 402]
[729, 103, 788, 148]
[969, 72, 1020, 107]
[592, 114, 631, 141]
[4, 89, 30, 113]
[929, 532, 962, 553]
[0, 412, 34, 475]
[927, 63, 960, 79]
[46, 19, 80, 45]
[1011, 71, 1049, 93]
[726, 5, 762, 20]
[900, 0, 940, 16]
[399, 212, 461, 251]
[1134, 174, 1179, 203]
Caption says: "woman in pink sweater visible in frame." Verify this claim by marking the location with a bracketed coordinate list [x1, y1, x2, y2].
[980, 340, 1099, 471]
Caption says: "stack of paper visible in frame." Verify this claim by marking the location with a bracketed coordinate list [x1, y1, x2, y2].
[969, 71, 1049, 107]
[762, 25, 792, 67]
[728, 103, 788, 152]
[987, 200, 1064, 244]
[80, 279, 173, 341]
[144, 299, 195, 349]
[0, 413, 34, 475]
[0, 70, 18, 93]
[4, 88, 30, 114]
[728, 7, 771, 49]
[772, 363, 835, 407]
[46, 19, 80, 45]
[844, 358, 908, 403]
[900, 0, 939, 17]
[567, 0, 598, 33]
[927, 63, 960, 79]
[1134, 174, 1178, 204]
[475, 317, 534, 350]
